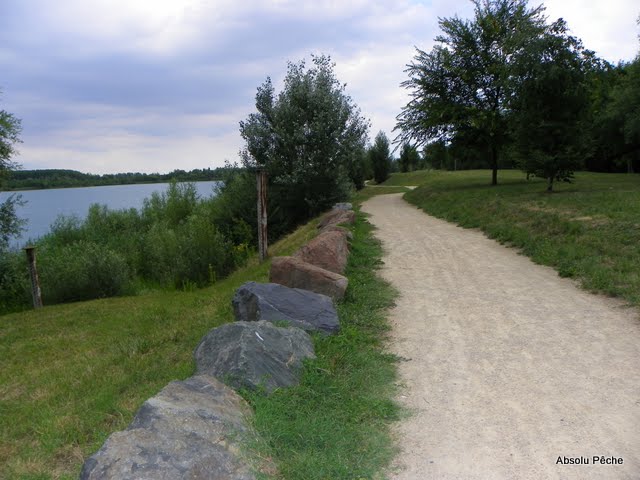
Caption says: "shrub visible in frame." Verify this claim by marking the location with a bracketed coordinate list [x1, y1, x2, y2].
[37, 241, 132, 304]
[0, 249, 30, 314]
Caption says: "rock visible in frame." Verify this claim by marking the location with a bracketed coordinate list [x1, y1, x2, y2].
[317, 209, 355, 230]
[332, 202, 352, 211]
[294, 230, 349, 274]
[194, 321, 315, 393]
[318, 224, 353, 240]
[80, 375, 258, 480]
[232, 281, 339, 335]
[269, 256, 348, 301]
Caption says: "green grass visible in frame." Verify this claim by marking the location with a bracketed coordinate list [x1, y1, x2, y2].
[403, 169, 640, 305]
[1, 195, 400, 479]
[0, 219, 318, 479]
[244, 211, 399, 479]
[379, 169, 435, 186]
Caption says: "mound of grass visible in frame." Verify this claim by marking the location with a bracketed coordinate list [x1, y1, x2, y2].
[404, 170, 640, 305]
[1, 198, 400, 479]
[0, 219, 317, 479]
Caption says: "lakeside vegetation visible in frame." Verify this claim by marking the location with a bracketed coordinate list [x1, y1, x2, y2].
[384, 169, 640, 306]
[0, 181, 253, 314]
[4, 167, 227, 190]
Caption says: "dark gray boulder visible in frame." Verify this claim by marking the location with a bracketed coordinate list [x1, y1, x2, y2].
[80, 375, 260, 480]
[232, 281, 340, 335]
[194, 321, 315, 393]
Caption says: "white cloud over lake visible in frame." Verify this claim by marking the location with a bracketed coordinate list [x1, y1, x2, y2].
[1, 0, 637, 174]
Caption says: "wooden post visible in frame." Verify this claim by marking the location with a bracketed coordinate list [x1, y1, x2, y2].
[256, 167, 268, 261]
[24, 246, 43, 309]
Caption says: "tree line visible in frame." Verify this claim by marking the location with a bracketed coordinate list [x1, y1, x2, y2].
[4, 167, 227, 190]
[396, 0, 640, 190]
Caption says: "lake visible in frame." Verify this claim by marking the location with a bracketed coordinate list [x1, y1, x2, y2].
[0, 181, 220, 248]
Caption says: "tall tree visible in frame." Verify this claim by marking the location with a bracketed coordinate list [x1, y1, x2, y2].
[395, 0, 548, 185]
[0, 93, 22, 178]
[0, 91, 25, 250]
[369, 131, 392, 184]
[398, 143, 420, 172]
[605, 55, 640, 172]
[239, 55, 369, 234]
[510, 21, 592, 191]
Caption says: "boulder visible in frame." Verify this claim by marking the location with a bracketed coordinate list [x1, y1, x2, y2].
[332, 202, 352, 211]
[317, 209, 355, 230]
[232, 281, 339, 335]
[294, 230, 349, 274]
[80, 375, 258, 480]
[269, 256, 348, 301]
[318, 224, 353, 239]
[194, 321, 315, 393]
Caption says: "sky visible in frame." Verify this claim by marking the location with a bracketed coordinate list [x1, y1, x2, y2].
[1, 0, 638, 175]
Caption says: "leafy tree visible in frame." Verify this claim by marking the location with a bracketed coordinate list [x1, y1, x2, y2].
[346, 144, 370, 190]
[396, 0, 548, 185]
[605, 56, 640, 172]
[0, 194, 25, 250]
[369, 131, 392, 184]
[0, 100, 22, 176]
[511, 21, 592, 191]
[0, 92, 25, 250]
[398, 143, 420, 172]
[582, 60, 626, 172]
[239, 55, 369, 235]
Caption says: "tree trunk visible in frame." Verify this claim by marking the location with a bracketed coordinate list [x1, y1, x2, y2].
[490, 145, 498, 185]
[547, 176, 554, 193]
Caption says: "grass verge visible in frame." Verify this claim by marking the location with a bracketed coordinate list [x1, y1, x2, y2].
[244, 211, 399, 479]
[402, 169, 640, 306]
[1, 196, 400, 479]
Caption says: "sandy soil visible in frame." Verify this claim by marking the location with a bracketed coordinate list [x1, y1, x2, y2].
[361, 194, 640, 480]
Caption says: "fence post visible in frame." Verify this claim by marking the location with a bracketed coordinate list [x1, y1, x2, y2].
[256, 167, 268, 262]
[24, 246, 43, 309]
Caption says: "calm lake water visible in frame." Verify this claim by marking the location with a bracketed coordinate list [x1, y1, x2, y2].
[0, 181, 220, 248]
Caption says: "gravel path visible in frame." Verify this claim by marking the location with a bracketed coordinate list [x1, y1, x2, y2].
[361, 193, 640, 480]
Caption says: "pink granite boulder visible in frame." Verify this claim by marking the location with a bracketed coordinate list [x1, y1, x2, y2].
[269, 256, 348, 301]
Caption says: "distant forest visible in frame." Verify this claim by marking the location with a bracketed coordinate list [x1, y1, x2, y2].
[4, 167, 227, 190]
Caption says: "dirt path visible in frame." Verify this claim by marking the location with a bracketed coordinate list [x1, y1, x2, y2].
[361, 194, 640, 480]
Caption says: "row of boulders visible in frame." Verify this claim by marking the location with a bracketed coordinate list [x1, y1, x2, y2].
[80, 204, 355, 479]
[269, 205, 354, 301]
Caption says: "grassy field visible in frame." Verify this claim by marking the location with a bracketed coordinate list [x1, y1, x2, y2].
[383, 169, 640, 306]
[1, 189, 400, 479]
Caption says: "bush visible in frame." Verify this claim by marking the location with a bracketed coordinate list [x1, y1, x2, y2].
[0, 249, 30, 314]
[0, 181, 255, 310]
[37, 241, 132, 304]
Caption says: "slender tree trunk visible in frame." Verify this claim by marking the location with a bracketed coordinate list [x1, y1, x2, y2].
[490, 145, 498, 185]
[547, 176, 554, 193]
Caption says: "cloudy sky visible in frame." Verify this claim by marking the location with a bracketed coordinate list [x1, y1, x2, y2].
[1, 0, 638, 175]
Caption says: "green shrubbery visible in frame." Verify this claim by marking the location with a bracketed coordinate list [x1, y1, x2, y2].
[0, 181, 254, 314]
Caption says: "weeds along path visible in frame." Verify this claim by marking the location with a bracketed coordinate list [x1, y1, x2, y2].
[362, 193, 640, 480]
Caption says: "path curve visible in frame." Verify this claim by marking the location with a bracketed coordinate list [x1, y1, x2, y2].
[362, 193, 640, 480]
